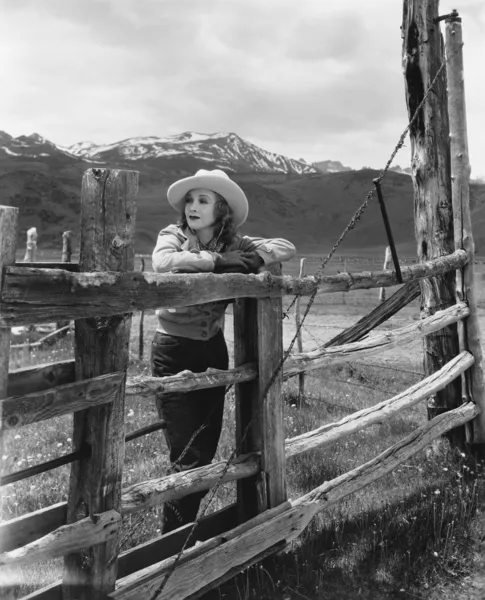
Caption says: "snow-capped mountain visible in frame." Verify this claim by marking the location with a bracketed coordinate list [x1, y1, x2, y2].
[312, 159, 352, 174]
[0, 131, 77, 161]
[66, 131, 318, 175]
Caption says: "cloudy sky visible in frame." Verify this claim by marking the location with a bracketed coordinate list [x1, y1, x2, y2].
[2, 0, 484, 175]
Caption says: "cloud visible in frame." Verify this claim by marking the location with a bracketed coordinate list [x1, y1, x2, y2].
[0, 0, 484, 174]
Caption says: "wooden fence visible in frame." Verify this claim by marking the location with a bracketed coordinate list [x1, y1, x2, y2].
[0, 172, 482, 599]
[1, 11, 483, 600]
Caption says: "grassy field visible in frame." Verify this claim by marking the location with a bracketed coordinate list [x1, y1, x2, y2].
[3, 255, 485, 599]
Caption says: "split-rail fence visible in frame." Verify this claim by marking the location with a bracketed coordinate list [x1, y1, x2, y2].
[1, 9, 484, 600]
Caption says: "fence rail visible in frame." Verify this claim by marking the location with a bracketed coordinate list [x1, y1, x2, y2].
[1, 155, 483, 598]
[0, 249, 467, 325]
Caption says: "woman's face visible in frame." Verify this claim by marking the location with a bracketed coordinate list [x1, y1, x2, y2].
[184, 188, 218, 235]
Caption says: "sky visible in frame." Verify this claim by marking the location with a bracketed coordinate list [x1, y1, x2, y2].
[1, 0, 484, 176]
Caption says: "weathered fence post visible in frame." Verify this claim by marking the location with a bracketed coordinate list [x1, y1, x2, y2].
[446, 12, 485, 447]
[234, 264, 286, 521]
[57, 231, 73, 334]
[138, 257, 145, 360]
[0, 206, 18, 600]
[22, 227, 37, 262]
[62, 230, 73, 263]
[294, 258, 306, 404]
[402, 0, 464, 446]
[63, 169, 138, 600]
[379, 246, 391, 302]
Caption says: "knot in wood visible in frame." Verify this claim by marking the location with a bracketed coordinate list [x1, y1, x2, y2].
[7, 414, 19, 428]
[92, 168, 105, 180]
[76, 501, 89, 520]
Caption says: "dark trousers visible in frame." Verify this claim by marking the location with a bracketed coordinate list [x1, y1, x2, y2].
[151, 329, 229, 533]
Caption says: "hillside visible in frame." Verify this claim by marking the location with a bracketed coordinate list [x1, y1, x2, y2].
[1, 130, 484, 257]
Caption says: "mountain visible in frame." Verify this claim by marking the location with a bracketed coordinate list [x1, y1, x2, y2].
[1, 129, 484, 257]
[66, 132, 318, 176]
[389, 165, 412, 176]
[312, 160, 352, 174]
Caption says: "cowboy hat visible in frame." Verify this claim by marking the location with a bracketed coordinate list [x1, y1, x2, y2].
[167, 169, 249, 227]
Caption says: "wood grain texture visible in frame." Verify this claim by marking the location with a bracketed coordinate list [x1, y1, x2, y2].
[111, 404, 477, 600]
[126, 364, 257, 397]
[0, 510, 121, 567]
[402, 0, 463, 444]
[24, 505, 239, 600]
[63, 168, 138, 600]
[233, 297, 265, 520]
[2, 350, 472, 557]
[2, 373, 123, 429]
[286, 351, 474, 456]
[0, 205, 19, 600]
[1, 250, 468, 325]
[325, 280, 420, 347]
[7, 360, 76, 397]
[446, 16, 485, 444]
[257, 264, 286, 508]
[0, 503, 67, 553]
[284, 302, 469, 377]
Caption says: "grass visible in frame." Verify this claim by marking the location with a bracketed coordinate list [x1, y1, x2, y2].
[2, 285, 485, 599]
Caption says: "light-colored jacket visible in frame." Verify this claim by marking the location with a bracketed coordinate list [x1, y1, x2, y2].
[152, 224, 296, 340]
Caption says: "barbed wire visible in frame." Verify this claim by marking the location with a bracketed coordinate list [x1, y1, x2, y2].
[149, 43, 460, 600]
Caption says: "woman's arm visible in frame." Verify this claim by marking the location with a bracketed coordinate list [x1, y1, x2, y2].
[238, 236, 296, 266]
[152, 225, 217, 273]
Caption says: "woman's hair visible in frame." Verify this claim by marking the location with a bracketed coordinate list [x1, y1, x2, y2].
[178, 191, 238, 247]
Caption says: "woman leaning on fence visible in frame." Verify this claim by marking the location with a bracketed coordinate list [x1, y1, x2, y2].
[151, 169, 296, 533]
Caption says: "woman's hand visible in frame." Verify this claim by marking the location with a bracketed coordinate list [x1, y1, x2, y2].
[214, 251, 264, 273]
[240, 251, 264, 273]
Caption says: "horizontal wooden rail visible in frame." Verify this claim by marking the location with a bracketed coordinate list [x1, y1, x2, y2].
[0, 510, 120, 567]
[126, 364, 257, 397]
[284, 302, 469, 377]
[0, 502, 67, 553]
[111, 403, 478, 599]
[1, 351, 475, 558]
[7, 298, 463, 403]
[21, 504, 239, 600]
[17, 262, 79, 272]
[129, 302, 468, 396]
[285, 351, 474, 455]
[1, 448, 88, 487]
[1, 347, 473, 549]
[7, 359, 76, 397]
[324, 279, 421, 347]
[0, 250, 467, 325]
[1, 372, 123, 429]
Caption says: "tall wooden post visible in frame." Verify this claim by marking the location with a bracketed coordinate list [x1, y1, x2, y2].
[0, 206, 18, 600]
[446, 13, 485, 445]
[23, 227, 37, 262]
[63, 169, 138, 600]
[294, 258, 306, 404]
[402, 0, 464, 446]
[234, 264, 286, 521]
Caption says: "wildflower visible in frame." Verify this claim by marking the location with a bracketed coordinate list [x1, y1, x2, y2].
[14, 435, 21, 440]
[434, 489, 440, 495]
[57, 442, 63, 447]
[433, 551, 438, 557]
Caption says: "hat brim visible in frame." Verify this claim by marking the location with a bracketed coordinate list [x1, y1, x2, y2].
[167, 173, 248, 227]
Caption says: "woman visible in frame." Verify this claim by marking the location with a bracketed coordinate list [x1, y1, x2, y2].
[151, 168, 296, 533]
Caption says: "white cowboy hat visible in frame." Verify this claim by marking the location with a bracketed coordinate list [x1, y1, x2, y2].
[167, 169, 249, 227]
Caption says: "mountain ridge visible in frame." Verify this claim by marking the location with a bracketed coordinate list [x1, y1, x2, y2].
[1, 129, 484, 256]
